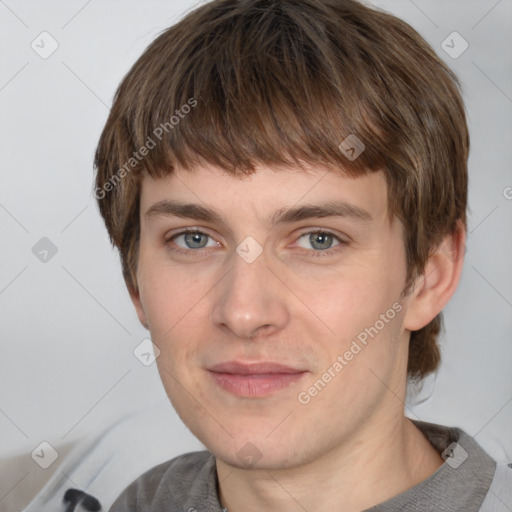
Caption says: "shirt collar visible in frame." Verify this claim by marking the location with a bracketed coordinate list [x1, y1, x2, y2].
[364, 419, 497, 511]
[207, 420, 497, 512]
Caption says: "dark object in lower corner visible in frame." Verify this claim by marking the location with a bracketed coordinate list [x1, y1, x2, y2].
[63, 488, 102, 512]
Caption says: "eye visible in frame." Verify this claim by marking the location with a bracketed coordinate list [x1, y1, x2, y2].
[169, 230, 219, 250]
[166, 228, 346, 258]
[296, 231, 343, 252]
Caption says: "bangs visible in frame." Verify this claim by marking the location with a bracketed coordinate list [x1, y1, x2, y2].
[107, 0, 396, 180]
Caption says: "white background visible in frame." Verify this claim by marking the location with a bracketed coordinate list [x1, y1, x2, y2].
[0, 0, 511, 484]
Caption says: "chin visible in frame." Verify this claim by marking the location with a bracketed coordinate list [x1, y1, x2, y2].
[196, 424, 315, 471]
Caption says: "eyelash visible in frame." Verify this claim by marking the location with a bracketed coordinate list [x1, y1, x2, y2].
[165, 228, 347, 258]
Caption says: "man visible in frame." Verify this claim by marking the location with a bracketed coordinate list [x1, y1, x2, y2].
[94, 0, 512, 510]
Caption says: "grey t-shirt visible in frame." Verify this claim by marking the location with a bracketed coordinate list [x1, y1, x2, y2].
[109, 419, 512, 511]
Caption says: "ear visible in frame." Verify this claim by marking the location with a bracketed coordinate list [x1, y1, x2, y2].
[127, 281, 150, 330]
[403, 220, 466, 331]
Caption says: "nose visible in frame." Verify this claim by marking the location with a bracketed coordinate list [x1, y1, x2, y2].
[210, 246, 290, 339]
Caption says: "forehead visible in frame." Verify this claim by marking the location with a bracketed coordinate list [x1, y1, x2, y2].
[139, 163, 389, 223]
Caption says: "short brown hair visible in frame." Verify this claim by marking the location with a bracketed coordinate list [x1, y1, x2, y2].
[94, 0, 469, 381]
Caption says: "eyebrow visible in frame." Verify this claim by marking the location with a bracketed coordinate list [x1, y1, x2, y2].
[145, 199, 372, 225]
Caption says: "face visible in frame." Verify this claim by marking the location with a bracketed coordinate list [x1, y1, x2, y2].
[132, 162, 413, 469]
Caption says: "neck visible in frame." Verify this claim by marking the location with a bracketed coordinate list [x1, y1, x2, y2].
[216, 416, 443, 512]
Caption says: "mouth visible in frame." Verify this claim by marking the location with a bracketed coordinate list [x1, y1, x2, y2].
[207, 361, 308, 397]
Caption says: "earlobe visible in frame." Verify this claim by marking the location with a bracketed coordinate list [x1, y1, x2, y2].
[127, 282, 150, 330]
[403, 221, 466, 332]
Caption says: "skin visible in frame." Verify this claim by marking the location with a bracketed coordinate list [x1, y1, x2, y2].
[129, 162, 465, 512]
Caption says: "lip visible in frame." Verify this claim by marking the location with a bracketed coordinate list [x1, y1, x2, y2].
[208, 361, 306, 375]
[207, 361, 308, 397]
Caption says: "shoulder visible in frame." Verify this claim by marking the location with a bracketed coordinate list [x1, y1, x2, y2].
[479, 462, 512, 511]
[108, 450, 216, 512]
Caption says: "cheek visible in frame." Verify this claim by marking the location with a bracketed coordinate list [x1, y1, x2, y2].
[312, 267, 387, 334]
[138, 251, 206, 331]
[309, 258, 406, 373]
[138, 263, 213, 368]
